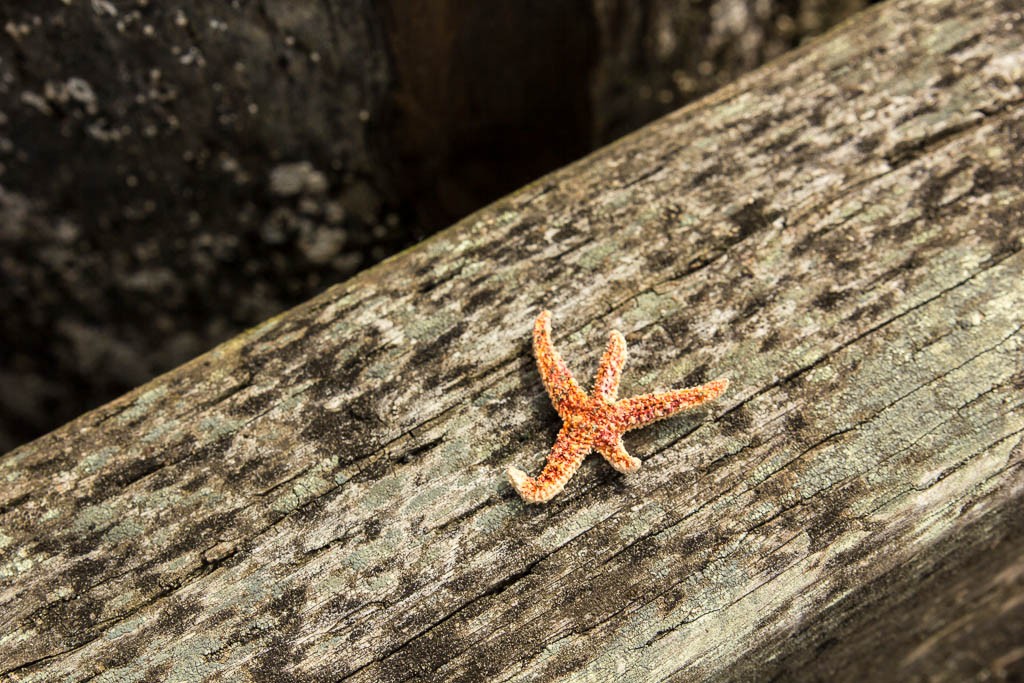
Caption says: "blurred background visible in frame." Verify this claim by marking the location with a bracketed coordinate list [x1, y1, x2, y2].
[0, 0, 875, 453]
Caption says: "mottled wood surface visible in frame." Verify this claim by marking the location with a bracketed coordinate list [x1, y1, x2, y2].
[3, 0, 1024, 680]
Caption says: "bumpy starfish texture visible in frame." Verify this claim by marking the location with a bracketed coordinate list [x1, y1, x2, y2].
[507, 310, 729, 504]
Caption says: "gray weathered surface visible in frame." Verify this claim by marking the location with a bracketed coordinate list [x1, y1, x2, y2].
[2, 0, 1024, 680]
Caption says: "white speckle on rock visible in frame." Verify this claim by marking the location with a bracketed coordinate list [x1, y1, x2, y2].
[91, 0, 118, 17]
[179, 47, 206, 67]
[299, 225, 347, 265]
[324, 201, 346, 225]
[298, 197, 321, 216]
[66, 77, 98, 114]
[219, 155, 239, 174]
[269, 161, 329, 197]
[305, 170, 329, 195]
[4, 21, 30, 40]
[66, 78, 94, 104]
[20, 91, 52, 116]
[55, 220, 80, 244]
[86, 118, 124, 142]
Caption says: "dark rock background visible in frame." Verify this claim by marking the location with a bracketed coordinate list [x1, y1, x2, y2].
[0, 0, 872, 452]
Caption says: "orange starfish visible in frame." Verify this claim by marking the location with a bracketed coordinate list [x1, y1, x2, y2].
[507, 310, 729, 504]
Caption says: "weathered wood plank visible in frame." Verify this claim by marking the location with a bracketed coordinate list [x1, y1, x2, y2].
[0, 0, 872, 453]
[2, 0, 1023, 680]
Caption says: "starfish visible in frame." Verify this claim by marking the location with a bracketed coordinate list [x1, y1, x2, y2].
[507, 310, 729, 504]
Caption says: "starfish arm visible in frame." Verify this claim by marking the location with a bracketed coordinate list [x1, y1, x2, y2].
[507, 426, 591, 504]
[594, 432, 641, 473]
[614, 378, 729, 431]
[533, 310, 587, 419]
[593, 330, 627, 401]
